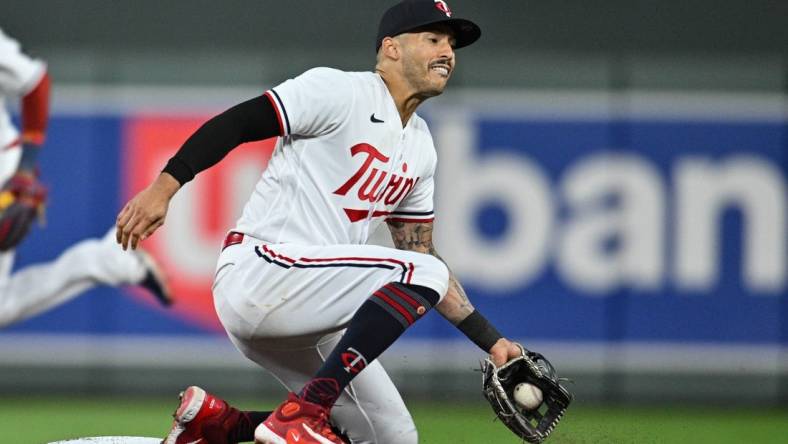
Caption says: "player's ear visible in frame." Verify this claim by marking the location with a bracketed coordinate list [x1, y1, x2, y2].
[380, 36, 401, 61]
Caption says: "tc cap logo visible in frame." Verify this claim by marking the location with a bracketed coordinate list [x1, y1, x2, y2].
[434, 0, 452, 17]
[341, 347, 369, 374]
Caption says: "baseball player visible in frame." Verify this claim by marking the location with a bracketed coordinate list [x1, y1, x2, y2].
[117, 1, 522, 443]
[0, 27, 171, 329]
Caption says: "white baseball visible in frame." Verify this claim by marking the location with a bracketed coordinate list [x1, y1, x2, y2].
[513, 383, 543, 410]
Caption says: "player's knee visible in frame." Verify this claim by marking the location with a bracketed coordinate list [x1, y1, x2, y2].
[418, 254, 450, 301]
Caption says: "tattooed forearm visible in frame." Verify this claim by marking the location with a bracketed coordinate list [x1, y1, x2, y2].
[438, 273, 475, 325]
[386, 220, 475, 325]
[387, 220, 433, 253]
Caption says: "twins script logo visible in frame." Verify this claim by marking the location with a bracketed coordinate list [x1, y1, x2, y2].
[334, 143, 420, 222]
[434, 0, 452, 17]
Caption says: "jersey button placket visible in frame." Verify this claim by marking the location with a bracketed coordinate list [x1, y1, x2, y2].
[363, 128, 404, 234]
[396, 131, 405, 170]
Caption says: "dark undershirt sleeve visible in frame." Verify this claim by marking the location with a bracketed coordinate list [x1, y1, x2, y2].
[162, 95, 280, 185]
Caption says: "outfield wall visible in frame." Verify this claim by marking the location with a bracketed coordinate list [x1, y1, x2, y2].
[1, 87, 785, 405]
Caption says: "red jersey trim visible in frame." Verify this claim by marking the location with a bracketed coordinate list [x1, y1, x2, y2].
[21, 71, 50, 145]
[263, 91, 286, 137]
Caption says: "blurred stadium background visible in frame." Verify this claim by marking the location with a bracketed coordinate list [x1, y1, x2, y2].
[1, 1, 786, 442]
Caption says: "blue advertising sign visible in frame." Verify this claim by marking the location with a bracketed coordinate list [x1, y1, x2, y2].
[4, 94, 786, 347]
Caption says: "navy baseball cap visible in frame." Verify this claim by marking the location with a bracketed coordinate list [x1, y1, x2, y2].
[376, 0, 482, 51]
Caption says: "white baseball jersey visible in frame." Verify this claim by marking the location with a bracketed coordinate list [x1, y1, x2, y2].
[234, 68, 437, 245]
[0, 27, 46, 154]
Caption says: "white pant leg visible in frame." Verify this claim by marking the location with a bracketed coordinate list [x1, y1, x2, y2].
[0, 228, 148, 327]
[213, 240, 447, 443]
[221, 328, 417, 444]
[214, 240, 449, 340]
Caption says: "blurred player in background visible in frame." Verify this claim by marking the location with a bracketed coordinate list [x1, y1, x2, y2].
[0, 27, 171, 328]
[116, 1, 524, 443]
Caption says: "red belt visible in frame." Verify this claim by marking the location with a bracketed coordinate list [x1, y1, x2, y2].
[223, 231, 245, 250]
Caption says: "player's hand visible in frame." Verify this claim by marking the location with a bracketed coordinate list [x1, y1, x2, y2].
[488, 337, 523, 367]
[116, 173, 180, 250]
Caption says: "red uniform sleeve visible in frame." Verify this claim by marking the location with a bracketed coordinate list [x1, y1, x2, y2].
[20, 71, 50, 146]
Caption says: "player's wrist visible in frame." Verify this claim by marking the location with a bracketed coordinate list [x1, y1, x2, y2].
[155, 172, 183, 197]
[456, 309, 503, 352]
[162, 156, 194, 186]
[17, 143, 42, 174]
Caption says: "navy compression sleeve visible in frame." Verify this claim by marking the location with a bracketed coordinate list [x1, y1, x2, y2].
[162, 95, 280, 185]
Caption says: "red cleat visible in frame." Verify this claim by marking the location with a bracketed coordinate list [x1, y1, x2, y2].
[163, 386, 238, 444]
[254, 393, 347, 444]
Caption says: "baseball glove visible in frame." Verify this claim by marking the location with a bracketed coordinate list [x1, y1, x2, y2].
[0, 173, 47, 251]
[481, 346, 572, 443]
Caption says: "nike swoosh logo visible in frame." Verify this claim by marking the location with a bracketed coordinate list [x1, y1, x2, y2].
[287, 429, 301, 442]
[186, 439, 203, 444]
[302, 423, 330, 442]
[370, 113, 385, 123]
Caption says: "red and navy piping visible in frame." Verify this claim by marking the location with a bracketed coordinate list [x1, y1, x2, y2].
[255, 244, 415, 284]
[263, 89, 291, 137]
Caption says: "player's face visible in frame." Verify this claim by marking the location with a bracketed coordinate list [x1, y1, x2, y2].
[399, 28, 456, 97]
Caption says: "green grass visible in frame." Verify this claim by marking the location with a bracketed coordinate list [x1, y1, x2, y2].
[1, 397, 786, 444]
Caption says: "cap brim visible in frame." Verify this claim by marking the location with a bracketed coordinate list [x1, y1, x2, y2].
[401, 17, 481, 49]
[443, 18, 482, 49]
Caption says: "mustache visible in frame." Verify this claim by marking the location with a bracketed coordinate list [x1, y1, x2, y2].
[428, 58, 453, 70]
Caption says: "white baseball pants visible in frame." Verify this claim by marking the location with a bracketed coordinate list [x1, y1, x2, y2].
[213, 233, 450, 444]
[0, 228, 150, 328]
